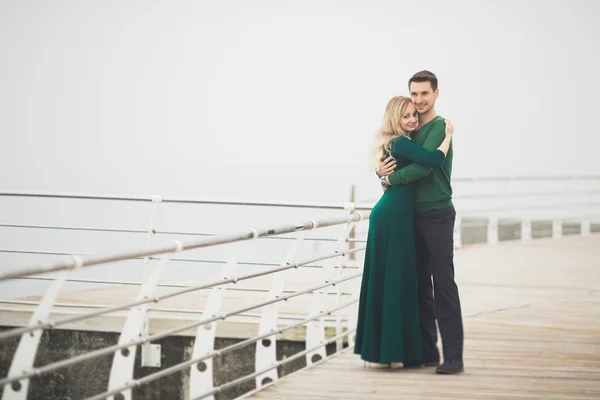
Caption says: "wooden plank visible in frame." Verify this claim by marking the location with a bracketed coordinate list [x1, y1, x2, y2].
[1, 235, 599, 398]
[244, 235, 600, 399]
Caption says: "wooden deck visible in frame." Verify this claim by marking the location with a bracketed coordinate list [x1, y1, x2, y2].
[245, 235, 600, 399]
[1, 235, 599, 398]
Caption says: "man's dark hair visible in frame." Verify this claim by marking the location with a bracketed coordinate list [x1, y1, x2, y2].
[408, 70, 438, 91]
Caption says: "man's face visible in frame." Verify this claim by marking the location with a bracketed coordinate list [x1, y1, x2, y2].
[409, 81, 439, 114]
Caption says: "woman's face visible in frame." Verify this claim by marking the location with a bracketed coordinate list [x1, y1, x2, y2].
[401, 102, 419, 132]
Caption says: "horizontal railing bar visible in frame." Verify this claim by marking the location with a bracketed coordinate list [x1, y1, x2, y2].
[84, 298, 358, 400]
[0, 249, 284, 270]
[0, 246, 364, 342]
[355, 201, 600, 212]
[0, 212, 369, 282]
[2, 180, 598, 204]
[452, 175, 600, 182]
[0, 224, 339, 242]
[0, 192, 153, 203]
[9, 276, 148, 286]
[453, 189, 600, 200]
[0, 300, 352, 320]
[0, 250, 357, 271]
[458, 218, 600, 225]
[165, 257, 277, 267]
[0, 275, 360, 387]
[0, 192, 348, 210]
[0, 249, 94, 257]
[460, 218, 597, 226]
[155, 230, 338, 242]
[168, 257, 358, 269]
[0, 223, 147, 234]
[296, 264, 360, 269]
[552, 215, 600, 221]
[1, 205, 595, 234]
[197, 329, 356, 400]
[0, 207, 595, 237]
[441, 202, 600, 214]
[6, 276, 357, 292]
[163, 199, 342, 209]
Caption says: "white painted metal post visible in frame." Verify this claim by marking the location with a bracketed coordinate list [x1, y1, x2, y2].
[141, 195, 162, 283]
[581, 220, 591, 236]
[335, 263, 345, 353]
[2, 272, 67, 400]
[487, 215, 499, 244]
[453, 213, 462, 249]
[305, 221, 356, 368]
[305, 261, 327, 368]
[335, 204, 354, 353]
[141, 195, 161, 368]
[107, 245, 178, 400]
[346, 255, 363, 349]
[189, 244, 244, 400]
[255, 232, 307, 389]
[552, 219, 563, 239]
[521, 217, 532, 242]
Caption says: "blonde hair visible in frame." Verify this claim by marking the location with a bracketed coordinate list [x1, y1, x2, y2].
[370, 96, 413, 167]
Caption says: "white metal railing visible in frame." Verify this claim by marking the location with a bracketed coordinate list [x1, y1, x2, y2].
[362, 175, 600, 246]
[451, 175, 600, 181]
[2, 177, 599, 259]
[0, 193, 370, 400]
[0, 178, 598, 398]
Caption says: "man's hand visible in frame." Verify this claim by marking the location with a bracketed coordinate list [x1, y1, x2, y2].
[381, 175, 390, 193]
[377, 156, 396, 177]
[443, 118, 454, 138]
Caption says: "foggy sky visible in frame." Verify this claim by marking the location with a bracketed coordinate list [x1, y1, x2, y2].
[1, 0, 598, 203]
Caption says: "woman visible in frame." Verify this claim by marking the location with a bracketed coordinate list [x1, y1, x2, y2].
[354, 96, 453, 368]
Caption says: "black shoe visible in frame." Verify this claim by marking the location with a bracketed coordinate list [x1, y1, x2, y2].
[435, 360, 464, 374]
[423, 360, 440, 367]
[421, 354, 440, 367]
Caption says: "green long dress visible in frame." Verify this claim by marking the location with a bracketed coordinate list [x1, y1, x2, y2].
[354, 135, 446, 364]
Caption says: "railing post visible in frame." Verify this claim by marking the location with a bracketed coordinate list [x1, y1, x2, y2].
[107, 246, 178, 400]
[346, 204, 364, 349]
[453, 213, 462, 249]
[141, 195, 162, 368]
[346, 256, 362, 349]
[189, 245, 244, 400]
[521, 217, 532, 242]
[305, 219, 356, 368]
[337, 202, 356, 352]
[2, 272, 67, 400]
[347, 185, 356, 261]
[255, 232, 307, 389]
[487, 214, 499, 244]
[581, 220, 591, 236]
[141, 195, 162, 282]
[552, 219, 563, 239]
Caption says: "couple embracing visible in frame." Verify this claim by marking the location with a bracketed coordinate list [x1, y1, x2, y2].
[354, 70, 464, 375]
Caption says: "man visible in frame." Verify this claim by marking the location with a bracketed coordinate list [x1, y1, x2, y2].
[377, 70, 464, 374]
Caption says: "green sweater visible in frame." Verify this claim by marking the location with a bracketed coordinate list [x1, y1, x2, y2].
[387, 115, 453, 211]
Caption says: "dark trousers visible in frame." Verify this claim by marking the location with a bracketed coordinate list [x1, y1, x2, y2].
[415, 206, 464, 362]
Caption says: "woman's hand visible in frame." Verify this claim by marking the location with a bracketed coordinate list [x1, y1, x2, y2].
[436, 118, 455, 156]
[377, 156, 396, 176]
[444, 118, 454, 138]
